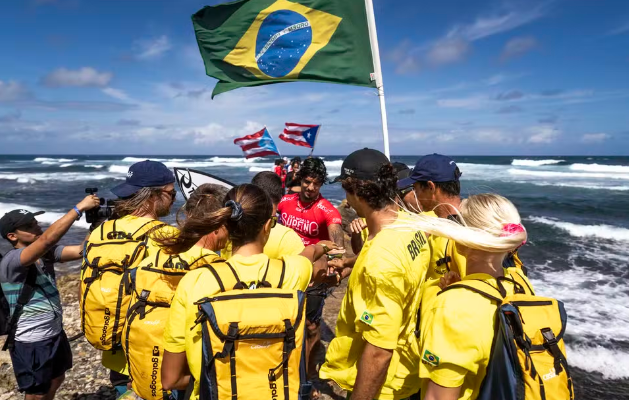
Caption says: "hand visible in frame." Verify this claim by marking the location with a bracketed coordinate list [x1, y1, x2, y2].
[76, 195, 100, 212]
[438, 271, 461, 289]
[350, 218, 367, 234]
[318, 240, 342, 253]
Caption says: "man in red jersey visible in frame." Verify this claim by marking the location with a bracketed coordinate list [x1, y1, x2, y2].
[278, 158, 344, 246]
[277, 157, 344, 390]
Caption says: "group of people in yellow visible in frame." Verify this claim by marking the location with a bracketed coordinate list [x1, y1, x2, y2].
[57, 149, 568, 400]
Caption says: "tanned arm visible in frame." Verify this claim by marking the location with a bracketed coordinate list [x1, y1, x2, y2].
[19, 195, 99, 266]
[161, 351, 191, 391]
[423, 380, 462, 400]
[351, 342, 393, 400]
[328, 224, 345, 249]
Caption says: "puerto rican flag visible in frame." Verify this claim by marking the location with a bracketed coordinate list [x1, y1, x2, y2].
[279, 123, 321, 148]
[233, 128, 280, 159]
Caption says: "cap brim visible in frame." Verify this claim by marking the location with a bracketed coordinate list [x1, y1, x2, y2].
[111, 182, 143, 198]
[397, 177, 416, 190]
[330, 174, 348, 184]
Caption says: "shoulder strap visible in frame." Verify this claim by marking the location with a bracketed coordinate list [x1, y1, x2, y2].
[2, 266, 38, 351]
[508, 268, 535, 295]
[260, 259, 286, 288]
[198, 260, 240, 293]
[435, 239, 452, 272]
[133, 221, 167, 240]
[439, 280, 504, 303]
[187, 253, 219, 270]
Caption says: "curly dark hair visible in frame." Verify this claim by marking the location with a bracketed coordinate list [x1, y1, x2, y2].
[341, 163, 398, 211]
[296, 157, 327, 183]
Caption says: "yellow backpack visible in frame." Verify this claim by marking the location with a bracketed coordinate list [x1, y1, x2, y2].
[439, 273, 574, 400]
[123, 249, 219, 400]
[80, 218, 164, 351]
[193, 259, 310, 400]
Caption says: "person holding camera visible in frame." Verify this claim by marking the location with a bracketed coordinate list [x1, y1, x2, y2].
[0, 195, 100, 400]
[81, 160, 177, 397]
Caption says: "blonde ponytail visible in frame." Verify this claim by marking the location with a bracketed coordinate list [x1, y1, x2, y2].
[394, 193, 526, 253]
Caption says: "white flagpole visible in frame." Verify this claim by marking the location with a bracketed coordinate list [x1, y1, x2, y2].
[364, 0, 391, 159]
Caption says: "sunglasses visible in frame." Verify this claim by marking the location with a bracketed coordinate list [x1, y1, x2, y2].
[399, 186, 414, 197]
[162, 189, 177, 200]
[270, 216, 277, 228]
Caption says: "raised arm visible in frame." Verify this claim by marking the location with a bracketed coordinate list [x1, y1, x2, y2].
[18, 196, 99, 266]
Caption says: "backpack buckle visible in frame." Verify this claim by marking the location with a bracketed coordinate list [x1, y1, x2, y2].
[541, 328, 557, 346]
[139, 290, 150, 301]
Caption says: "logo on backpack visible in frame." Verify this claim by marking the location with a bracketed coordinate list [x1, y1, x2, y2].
[100, 308, 110, 345]
[269, 381, 278, 400]
[151, 346, 160, 397]
[543, 367, 557, 381]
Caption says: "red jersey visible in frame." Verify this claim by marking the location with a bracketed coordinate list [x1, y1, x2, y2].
[274, 166, 287, 188]
[278, 193, 342, 246]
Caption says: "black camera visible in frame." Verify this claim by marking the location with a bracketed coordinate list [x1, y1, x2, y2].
[85, 188, 115, 224]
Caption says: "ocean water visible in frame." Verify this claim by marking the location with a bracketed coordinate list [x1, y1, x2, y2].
[1, 154, 628, 399]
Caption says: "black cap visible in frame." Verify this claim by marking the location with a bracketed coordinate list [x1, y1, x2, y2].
[111, 160, 175, 198]
[398, 154, 462, 189]
[332, 148, 390, 183]
[392, 162, 412, 181]
[0, 209, 45, 239]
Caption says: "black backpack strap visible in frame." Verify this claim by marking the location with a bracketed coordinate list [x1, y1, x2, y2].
[438, 280, 504, 303]
[198, 260, 240, 293]
[133, 221, 167, 240]
[2, 266, 38, 351]
[259, 259, 286, 288]
[435, 239, 452, 273]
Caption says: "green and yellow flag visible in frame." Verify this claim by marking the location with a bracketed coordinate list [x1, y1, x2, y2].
[192, 0, 376, 97]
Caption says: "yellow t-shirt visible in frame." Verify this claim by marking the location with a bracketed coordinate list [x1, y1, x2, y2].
[419, 270, 533, 400]
[319, 214, 430, 400]
[221, 224, 305, 259]
[163, 253, 313, 400]
[98, 215, 177, 375]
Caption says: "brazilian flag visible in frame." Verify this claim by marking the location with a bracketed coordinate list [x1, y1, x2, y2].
[192, 0, 376, 97]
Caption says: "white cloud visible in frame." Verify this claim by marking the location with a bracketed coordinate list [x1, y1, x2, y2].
[449, 6, 547, 42]
[393, 3, 548, 72]
[389, 40, 421, 75]
[102, 87, 132, 102]
[501, 36, 538, 61]
[527, 125, 560, 144]
[0, 81, 32, 102]
[135, 35, 172, 60]
[42, 67, 112, 88]
[426, 37, 470, 66]
[581, 133, 610, 143]
[484, 74, 507, 86]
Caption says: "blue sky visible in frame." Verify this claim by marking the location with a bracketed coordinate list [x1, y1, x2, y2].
[0, 0, 628, 156]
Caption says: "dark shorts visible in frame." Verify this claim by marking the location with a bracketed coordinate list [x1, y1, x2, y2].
[9, 331, 73, 395]
[305, 285, 328, 324]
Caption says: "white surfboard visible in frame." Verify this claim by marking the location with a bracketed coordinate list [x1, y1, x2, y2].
[174, 167, 235, 200]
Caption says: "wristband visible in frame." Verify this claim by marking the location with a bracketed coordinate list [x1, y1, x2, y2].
[321, 243, 330, 254]
[73, 206, 82, 221]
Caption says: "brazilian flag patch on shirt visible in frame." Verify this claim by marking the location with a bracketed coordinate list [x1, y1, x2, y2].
[422, 350, 440, 367]
[360, 311, 374, 325]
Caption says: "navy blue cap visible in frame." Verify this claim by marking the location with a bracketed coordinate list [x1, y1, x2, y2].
[397, 154, 462, 189]
[111, 160, 175, 198]
[0, 209, 45, 239]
